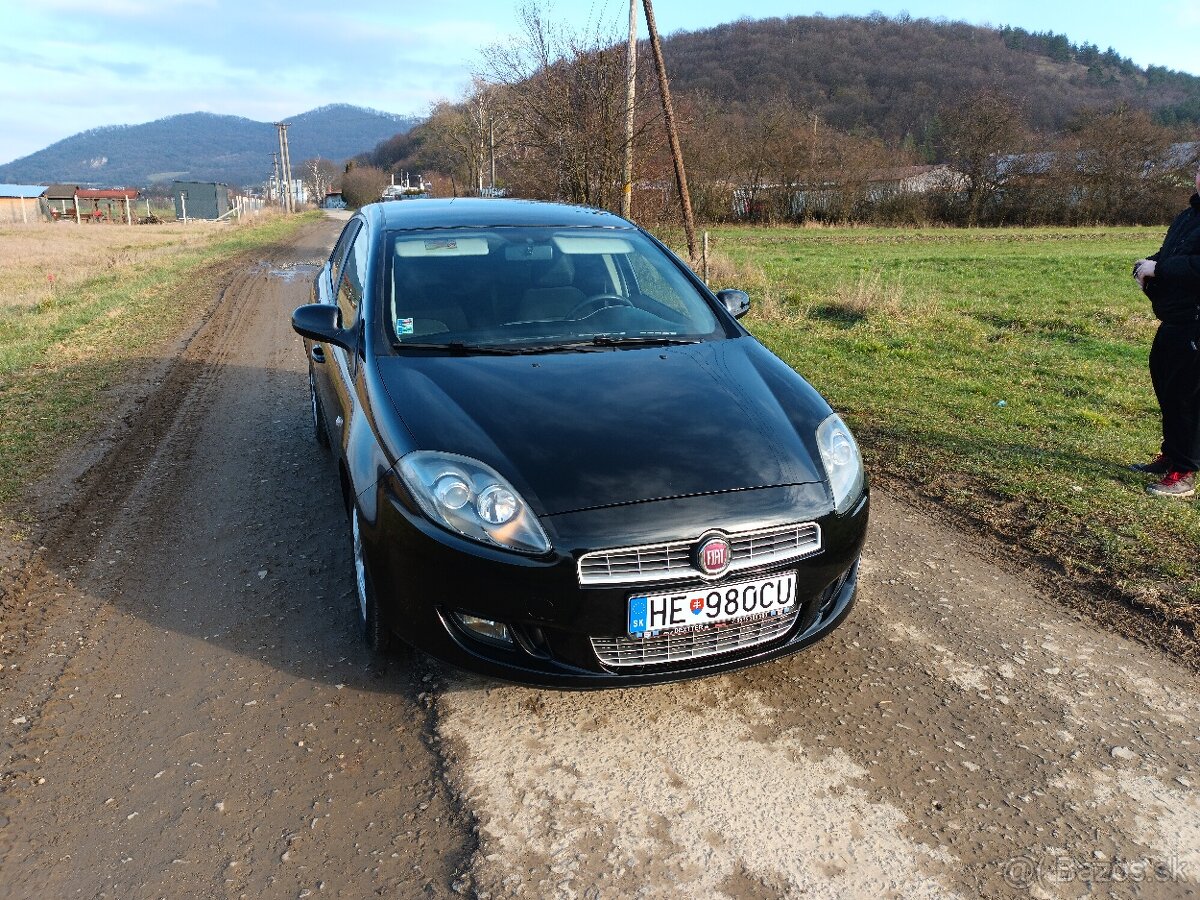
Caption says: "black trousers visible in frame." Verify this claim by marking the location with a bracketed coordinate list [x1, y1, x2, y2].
[1150, 322, 1200, 472]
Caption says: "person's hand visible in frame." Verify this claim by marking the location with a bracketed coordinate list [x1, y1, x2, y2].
[1134, 259, 1157, 288]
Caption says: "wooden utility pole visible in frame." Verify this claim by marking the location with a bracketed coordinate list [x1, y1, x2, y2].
[642, 0, 697, 260]
[621, 0, 638, 219]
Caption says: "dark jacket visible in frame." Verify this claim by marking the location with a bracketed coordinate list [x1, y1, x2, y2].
[1146, 193, 1200, 325]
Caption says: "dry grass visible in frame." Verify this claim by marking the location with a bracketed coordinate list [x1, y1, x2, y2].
[0, 209, 316, 506]
[819, 270, 910, 323]
[0, 213, 284, 312]
[700, 246, 920, 328]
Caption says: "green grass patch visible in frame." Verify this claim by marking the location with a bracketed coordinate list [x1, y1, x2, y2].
[682, 225, 1199, 626]
[0, 212, 320, 507]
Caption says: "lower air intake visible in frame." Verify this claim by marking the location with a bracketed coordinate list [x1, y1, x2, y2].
[591, 608, 798, 668]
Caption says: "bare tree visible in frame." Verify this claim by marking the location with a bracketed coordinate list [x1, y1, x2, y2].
[1067, 104, 1185, 223]
[302, 157, 338, 208]
[422, 79, 512, 196]
[480, 1, 656, 208]
[936, 87, 1027, 225]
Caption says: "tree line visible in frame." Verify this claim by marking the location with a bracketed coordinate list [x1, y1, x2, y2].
[343, 8, 1200, 227]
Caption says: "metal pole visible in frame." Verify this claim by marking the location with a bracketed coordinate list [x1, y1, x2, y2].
[642, 0, 697, 260]
[276, 126, 286, 210]
[622, 0, 638, 219]
[276, 123, 295, 213]
[282, 126, 295, 211]
[703, 231, 709, 285]
[124, 195, 131, 225]
[181, 193, 187, 224]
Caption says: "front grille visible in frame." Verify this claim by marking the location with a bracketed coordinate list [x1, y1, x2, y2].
[577, 522, 821, 587]
[591, 607, 799, 668]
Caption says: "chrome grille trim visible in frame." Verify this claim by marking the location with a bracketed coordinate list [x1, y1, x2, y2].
[591, 608, 799, 667]
[577, 522, 821, 586]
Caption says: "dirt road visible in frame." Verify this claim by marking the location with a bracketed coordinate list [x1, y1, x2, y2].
[2, 218, 1198, 899]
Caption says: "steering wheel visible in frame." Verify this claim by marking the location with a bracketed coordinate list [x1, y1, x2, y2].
[567, 293, 635, 319]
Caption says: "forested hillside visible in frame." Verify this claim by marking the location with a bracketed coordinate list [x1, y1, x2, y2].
[365, 12, 1200, 227]
[661, 15, 1200, 147]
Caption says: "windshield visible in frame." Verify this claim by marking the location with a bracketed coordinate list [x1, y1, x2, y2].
[386, 226, 723, 349]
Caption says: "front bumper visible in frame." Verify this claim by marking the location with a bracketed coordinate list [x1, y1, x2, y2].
[364, 478, 869, 688]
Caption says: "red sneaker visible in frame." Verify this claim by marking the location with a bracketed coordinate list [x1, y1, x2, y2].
[1146, 470, 1196, 499]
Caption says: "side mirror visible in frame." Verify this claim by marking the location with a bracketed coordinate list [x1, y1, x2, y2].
[716, 289, 751, 320]
[292, 303, 355, 351]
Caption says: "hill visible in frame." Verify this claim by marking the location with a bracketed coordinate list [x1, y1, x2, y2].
[659, 15, 1200, 145]
[369, 13, 1200, 188]
[0, 104, 418, 188]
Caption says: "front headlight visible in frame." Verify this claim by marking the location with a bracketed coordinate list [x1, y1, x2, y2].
[397, 451, 551, 554]
[816, 414, 864, 513]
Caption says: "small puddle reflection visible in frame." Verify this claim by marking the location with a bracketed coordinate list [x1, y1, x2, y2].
[257, 262, 321, 282]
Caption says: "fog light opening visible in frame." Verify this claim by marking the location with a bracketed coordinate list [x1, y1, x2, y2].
[453, 612, 514, 647]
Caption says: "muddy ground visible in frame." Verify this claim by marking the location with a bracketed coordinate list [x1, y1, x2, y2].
[0, 217, 1197, 899]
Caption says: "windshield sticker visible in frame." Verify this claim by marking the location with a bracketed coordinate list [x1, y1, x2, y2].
[395, 236, 489, 257]
[398, 317, 415, 335]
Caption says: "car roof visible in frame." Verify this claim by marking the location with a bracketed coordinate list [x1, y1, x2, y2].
[363, 198, 634, 230]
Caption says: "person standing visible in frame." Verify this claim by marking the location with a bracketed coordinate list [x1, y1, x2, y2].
[1131, 167, 1200, 499]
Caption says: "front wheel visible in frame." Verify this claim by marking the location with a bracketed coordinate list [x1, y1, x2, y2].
[351, 506, 391, 653]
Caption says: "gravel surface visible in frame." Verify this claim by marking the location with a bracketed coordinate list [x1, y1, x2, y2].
[1, 216, 1197, 899]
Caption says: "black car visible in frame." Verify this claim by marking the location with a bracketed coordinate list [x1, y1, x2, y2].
[292, 199, 868, 687]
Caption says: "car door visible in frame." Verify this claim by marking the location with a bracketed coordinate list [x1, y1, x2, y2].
[326, 221, 372, 453]
[311, 219, 360, 443]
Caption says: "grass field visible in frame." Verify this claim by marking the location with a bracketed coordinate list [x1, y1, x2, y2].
[684, 225, 1200, 638]
[0, 211, 320, 510]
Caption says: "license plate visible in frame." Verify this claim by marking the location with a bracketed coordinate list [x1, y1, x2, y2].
[627, 572, 797, 638]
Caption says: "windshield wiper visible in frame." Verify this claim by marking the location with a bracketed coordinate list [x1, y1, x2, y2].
[588, 335, 700, 348]
[396, 337, 700, 355]
[396, 341, 526, 355]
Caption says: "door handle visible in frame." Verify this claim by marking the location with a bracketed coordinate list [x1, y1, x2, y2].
[311, 345, 326, 364]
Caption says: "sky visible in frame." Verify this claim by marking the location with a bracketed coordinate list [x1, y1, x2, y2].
[3, 0, 1199, 166]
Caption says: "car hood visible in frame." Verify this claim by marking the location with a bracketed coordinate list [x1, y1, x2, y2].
[375, 337, 832, 517]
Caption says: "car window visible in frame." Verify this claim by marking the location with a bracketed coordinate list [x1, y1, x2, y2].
[626, 251, 689, 318]
[387, 227, 720, 347]
[337, 225, 370, 329]
[329, 220, 359, 291]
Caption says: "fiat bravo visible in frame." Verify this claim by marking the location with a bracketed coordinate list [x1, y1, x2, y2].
[292, 199, 868, 687]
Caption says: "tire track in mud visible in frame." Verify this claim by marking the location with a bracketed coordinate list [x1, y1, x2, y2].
[0, 220, 475, 899]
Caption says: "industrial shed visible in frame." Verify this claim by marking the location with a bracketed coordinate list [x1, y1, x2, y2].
[0, 184, 47, 223]
[173, 181, 230, 221]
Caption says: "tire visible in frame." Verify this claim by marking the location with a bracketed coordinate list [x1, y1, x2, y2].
[309, 368, 330, 449]
[351, 505, 391, 654]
